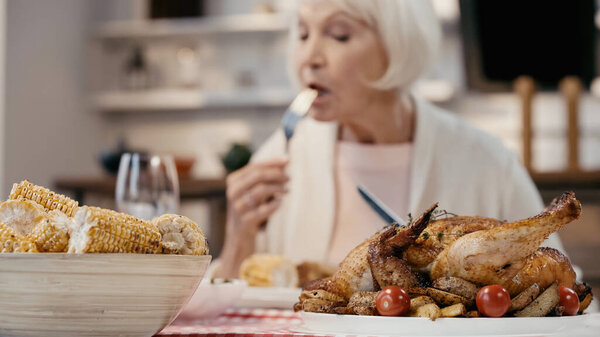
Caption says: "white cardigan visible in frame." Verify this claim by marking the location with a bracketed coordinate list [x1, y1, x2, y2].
[252, 97, 565, 263]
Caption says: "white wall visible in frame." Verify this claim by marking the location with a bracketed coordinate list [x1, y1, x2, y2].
[4, 0, 104, 195]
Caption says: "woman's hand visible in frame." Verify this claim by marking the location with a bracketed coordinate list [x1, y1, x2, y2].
[216, 157, 289, 278]
[226, 157, 289, 232]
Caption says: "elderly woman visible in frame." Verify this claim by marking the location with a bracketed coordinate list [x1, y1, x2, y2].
[215, 0, 565, 277]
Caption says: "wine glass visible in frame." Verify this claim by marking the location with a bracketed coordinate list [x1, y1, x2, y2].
[115, 153, 179, 220]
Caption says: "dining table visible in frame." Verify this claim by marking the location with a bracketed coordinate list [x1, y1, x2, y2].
[157, 308, 307, 337]
[155, 307, 600, 337]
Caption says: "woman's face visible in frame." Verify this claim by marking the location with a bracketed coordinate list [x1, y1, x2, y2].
[294, 0, 391, 122]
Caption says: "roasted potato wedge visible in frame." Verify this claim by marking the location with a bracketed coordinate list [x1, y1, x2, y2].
[408, 287, 428, 297]
[579, 294, 593, 314]
[348, 291, 377, 307]
[409, 303, 441, 321]
[293, 302, 302, 312]
[300, 289, 346, 304]
[550, 305, 565, 317]
[426, 287, 474, 307]
[575, 282, 593, 314]
[333, 306, 354, 315]
[440, 303, 467, 317]
[299, 289, 346, 313]
[465, 310, 481, 318]
[300, 298, 337, 313]
[432, 277, 479, 300]
[508, 283, 540, 313]
[514, 282, 559, 317]
[353, 306, 378, 316]
[574, 282, 592, 299]
[410, 296, 435, 309]
[347, 291, 377, 316]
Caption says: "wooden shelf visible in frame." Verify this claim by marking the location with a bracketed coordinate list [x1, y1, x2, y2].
[532, 170, 600, 203]
[532, 170, 600, 186]
[94, 13, 288, 41]
[91, 88, 295, 112]
[54, 176, 226, 201]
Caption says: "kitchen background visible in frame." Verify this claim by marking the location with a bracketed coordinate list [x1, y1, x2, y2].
[1, 0, 599, 292]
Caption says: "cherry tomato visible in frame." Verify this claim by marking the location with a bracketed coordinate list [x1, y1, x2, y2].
[476, 285, 511, 317]
[558, 285, 580, 316]
[376, 286, 411, 316]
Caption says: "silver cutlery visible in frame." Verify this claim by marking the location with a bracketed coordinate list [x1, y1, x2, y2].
[357, 184, 406, 226]
[280, 88, 318, 152]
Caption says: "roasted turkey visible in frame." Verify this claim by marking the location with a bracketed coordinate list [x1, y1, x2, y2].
[298, 192, 586, 312]
[430, 192, 579, 295]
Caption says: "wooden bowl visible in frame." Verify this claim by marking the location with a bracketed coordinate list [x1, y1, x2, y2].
[0, 253, 211, 337]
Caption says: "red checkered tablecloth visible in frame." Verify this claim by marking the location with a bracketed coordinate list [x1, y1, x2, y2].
[156, 308, 332, 337]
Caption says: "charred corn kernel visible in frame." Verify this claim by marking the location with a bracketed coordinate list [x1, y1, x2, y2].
[118, 210, 159, 231]
[0, 222, 38, 253]
[152, 214, 209, 255]
[27, 210, 71, 252]
[0, 199, 47, 236]
[10, 180, 78, 217]
[69, 206, 161, 254]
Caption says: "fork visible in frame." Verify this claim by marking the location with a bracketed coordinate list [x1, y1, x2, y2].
[281, 88, 318, 152]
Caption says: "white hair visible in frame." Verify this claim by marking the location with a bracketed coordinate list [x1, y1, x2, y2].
[287, 0, 441, 91]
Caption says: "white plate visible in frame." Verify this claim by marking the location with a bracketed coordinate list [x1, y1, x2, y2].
[236, 286, 301, 309]
[297, 311, 600, 336]
[178, 278, 247, 320]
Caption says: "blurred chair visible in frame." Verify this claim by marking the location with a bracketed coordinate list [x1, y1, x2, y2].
[515, 75, 583, 173]
[513, 76, 600, 201]
[515, 76, 600, 300]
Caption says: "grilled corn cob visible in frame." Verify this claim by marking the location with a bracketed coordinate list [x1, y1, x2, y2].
[0, 222, 38, 252]
[0, 199, 47, 235]
[10, 180, 78, 217]
[152, 214, 209, 255]
[69, 206, 161, 254]
[27, 210, 71, 252]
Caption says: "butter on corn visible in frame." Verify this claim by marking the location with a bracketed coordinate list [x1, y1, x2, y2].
[152, 214, 209, 255]
[10, 180, 78, 217]
[69, 206, 161, 254]
[0, 222, 38, 253]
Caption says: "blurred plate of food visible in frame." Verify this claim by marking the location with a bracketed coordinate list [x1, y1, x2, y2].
[178, 278, 247, 320]
[235, 254, 335, 309]
[296, 311, 600, 336]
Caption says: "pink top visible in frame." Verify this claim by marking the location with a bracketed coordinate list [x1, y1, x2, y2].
[326, 141, 413, 267]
